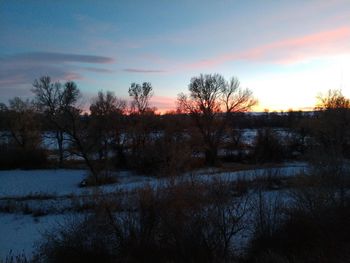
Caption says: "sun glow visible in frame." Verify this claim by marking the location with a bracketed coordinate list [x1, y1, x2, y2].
[246, 54, 350, 112]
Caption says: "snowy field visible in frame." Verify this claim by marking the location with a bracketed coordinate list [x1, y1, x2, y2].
[0, 214, 67, 259]
[0, 163, 307, 259]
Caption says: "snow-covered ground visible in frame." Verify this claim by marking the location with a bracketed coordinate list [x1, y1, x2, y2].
[0, 163, 307, 198]
[0, 214, 67, 259]
[0, 163, 307, 259]
[0, 169, 86, 198]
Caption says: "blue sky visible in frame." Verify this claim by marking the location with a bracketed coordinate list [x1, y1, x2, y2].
[1, 0, 350, 112]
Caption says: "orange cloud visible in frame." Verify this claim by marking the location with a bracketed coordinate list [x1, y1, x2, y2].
[150, 95, 177, 114]
[181, 26, 350, 70]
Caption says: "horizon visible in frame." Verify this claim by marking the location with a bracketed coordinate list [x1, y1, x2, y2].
[1, 0, 350, 112]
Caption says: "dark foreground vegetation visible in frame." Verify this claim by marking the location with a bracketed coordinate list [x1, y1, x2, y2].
[4, 169, 350, 263]
[1, 74, 350, 262]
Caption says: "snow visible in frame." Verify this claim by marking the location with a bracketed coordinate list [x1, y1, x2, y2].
[0, 214, 67, 259]
[41, 132, 71, 151]
[0, 169, 87, 198]
[0, 163, 308, 260]
[0, 164, 307, 198]
[192, 163, 307, 183]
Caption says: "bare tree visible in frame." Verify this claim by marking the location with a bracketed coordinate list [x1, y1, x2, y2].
[32, 77, 101, 181]
[127, 82, 160, 173]
[90, 91, 126, 116]
[0, 97, 48, 169]
[313, 89, 350, 158]
[316, 89, 350, 110]
[128, 82, 154, 114]
[32, 76, 80, 167]
[178, 73, 257, 165]
[90, 91, 127, 166]
[310, 89, 350, 207]
[6, 97, 41, 151]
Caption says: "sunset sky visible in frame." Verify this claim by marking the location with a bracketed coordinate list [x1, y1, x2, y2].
[1, 0, 350, 112]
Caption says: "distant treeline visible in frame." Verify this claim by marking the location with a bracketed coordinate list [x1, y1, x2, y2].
[0, 108, 315, 131]
[0, 75, 349, 183]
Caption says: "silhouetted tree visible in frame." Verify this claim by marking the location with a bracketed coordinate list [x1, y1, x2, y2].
[252, 128, 285, 163]
[33, 77, 103, 182]
[313, 89, 350, 158]
[309, 89, 350, 207]
[0, 97, 47, 168]
[90, 91, 126, 167]
[127, 82, 160, 173]
[128, 82, 154, 114]
[316, 89, 350, 110]
[6, 97, 41, 150]
[178, 73, 257, 165]
[32, 76, 81, 167]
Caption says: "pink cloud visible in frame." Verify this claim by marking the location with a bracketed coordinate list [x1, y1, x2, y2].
[123, 68, 166, 73]
[181, 26, 350, 70]
[62, 72, 83, 81]
[241, 26, 350, 63]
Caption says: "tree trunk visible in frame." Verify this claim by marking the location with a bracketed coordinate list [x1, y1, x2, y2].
[205, 147, 218, 166]
[57, 130, 64, 167]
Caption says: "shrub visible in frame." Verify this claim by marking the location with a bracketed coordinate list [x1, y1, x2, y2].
[35, 181, 248, 262]
[34, 214, 118, 263]
[128, 133, 192, 177]
[251, 128, 285, 163]
[246, 168, 350, 263]
[0, 145, 48, 169]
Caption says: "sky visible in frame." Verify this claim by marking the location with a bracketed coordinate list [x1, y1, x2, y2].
[1, 0, 350, 112]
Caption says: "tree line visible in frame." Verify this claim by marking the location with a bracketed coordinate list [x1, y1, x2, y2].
[1, 74, 350, 183]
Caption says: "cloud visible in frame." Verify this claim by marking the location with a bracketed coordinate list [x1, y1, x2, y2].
[0, 52, 115, 90]
[0, 65, 83, 102]
[82, 67, 114, 73]
[2, 52, 114, 64]
[240, 26, 350, 63]
[0, 63, 83, 85]
[0, 52, 114, 103]
[182, 26, 350, 70]
[123, 68, 166, 73]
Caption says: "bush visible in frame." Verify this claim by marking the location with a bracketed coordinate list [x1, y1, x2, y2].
[247, 203, 350, 263]
[35, 181, 248, 263]
[128, 133, 192, 177]
[251, 128, 285, 163]
[34, 214, 118, 263]
[246, 173, 350, 263]
[0, 145, 48, 169]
